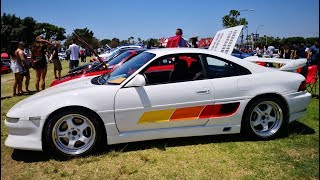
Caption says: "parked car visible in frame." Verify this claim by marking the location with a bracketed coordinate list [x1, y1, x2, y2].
[58, 51, 67, 60]
[231, 49, 253, 59]
[50, 49, 147, 87]
[1, 58, 11, 64]
[5, 48, 311, 157]
[99, 45, 143, 59]
[1, 62, 10, 74]
[1, 61, 11, 69]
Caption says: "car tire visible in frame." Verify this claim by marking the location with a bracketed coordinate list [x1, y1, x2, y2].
[43, 108, 105, 158]
[242, 97, 288, 140]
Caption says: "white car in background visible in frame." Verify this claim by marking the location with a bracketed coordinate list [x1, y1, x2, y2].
[99, 45, 143, 59]
[58, 51, 67, 60]
[5, 48, 311, 157]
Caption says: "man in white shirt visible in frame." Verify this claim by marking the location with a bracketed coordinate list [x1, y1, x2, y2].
[68, 38, 80, 70]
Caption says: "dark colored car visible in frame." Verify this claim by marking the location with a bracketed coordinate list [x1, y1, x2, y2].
[231, 49, 253, 59]
[50, 49, 146, 87]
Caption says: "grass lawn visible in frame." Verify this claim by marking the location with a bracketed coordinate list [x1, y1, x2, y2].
[1, 59, 319, 179]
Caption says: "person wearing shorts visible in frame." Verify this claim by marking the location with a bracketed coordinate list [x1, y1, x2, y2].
[16, 41, 31, 92]
[31, 36, 52, 92]
[51, 41, 62, 79]
[9, 43, 23, 96]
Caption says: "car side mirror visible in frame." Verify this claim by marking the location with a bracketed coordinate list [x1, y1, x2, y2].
[125, 74, 146, 87]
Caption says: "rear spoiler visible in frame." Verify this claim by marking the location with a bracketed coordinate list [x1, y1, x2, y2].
[243, 57, 307, 72]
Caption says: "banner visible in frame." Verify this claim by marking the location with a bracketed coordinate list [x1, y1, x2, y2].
[208, 25, 244, 54]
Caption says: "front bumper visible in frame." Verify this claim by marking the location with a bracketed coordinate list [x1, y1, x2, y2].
[283, 91, 311, 123]
[5, 117, 44, 151]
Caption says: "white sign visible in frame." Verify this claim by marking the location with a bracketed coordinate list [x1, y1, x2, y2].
[208, 25, 244, 54]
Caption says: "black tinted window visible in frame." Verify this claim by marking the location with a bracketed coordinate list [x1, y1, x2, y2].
[203, 55, 251, 78]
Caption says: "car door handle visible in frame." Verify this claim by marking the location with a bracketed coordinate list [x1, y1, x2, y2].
[196, 90, 211, 94]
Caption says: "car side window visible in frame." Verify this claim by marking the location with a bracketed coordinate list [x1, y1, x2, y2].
[203, 55, 251, 79]
[142, 54, 204, 85]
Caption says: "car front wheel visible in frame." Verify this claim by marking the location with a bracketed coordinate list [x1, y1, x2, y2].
[43, 108, 104, 157]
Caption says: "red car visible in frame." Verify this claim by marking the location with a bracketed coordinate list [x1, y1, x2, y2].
[1, 65, 9, 74]
[50, 49, 146, 87]
[1, 61, 10, 74]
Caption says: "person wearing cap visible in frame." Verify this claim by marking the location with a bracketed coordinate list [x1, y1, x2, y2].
[31, 36, 52, 92]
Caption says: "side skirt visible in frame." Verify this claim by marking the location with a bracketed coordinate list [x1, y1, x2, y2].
[107, 125, 241, 145]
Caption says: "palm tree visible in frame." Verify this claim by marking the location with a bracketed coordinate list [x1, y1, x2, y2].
[222, 10, 248, 28]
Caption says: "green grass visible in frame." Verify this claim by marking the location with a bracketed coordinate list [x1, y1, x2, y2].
[1, 59, 319, 179]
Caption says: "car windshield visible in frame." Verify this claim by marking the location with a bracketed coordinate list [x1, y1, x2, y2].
[107, 51, 132, 67]
[101, 52, 156, 85]
[104, 49, 120, 62]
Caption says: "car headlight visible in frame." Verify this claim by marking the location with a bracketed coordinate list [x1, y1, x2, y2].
[6, 117, 19, 123]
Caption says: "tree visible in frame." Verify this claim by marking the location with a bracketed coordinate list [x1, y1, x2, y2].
[110, 38, 120, 48]
[100, 39, 111, 46]
[120, 39, 129, 46]
[34, 23, 66, 41]
[147, 38, 160, 47]
[64, 27, 100, 48]
[305, 37, 318, 46]
[222, 10, 248, 28]
[1, 13, 23, 49]
[21, 17, 37, 45]
[281, 37, 305, 46]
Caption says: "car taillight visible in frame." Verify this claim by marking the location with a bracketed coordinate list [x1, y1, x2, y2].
[298, 81, 306, 91]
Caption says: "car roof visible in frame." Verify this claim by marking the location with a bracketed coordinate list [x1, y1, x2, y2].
[145, 48, 233, 59]
[144, 48, 272, 74]
[132, 49, 147, 53]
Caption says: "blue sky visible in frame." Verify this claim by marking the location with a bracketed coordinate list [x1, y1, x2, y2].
[1, 0, 319, 41]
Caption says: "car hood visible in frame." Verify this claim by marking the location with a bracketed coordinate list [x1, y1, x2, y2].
[15, 77, 97, 108]
[8, 76, 121, 118]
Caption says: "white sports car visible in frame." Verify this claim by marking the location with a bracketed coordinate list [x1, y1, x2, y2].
[5, 48, 311, 157]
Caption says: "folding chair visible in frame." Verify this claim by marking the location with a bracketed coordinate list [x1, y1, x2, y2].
[305, 65, 318, 95]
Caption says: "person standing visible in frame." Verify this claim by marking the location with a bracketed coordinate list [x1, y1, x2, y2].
[283, 45, 291, 59]
[308, 41, 319, 66]
[175, 28, 189, 47]
[68, 38, 80, 70]
[267, 45, 275, 58]
[31, 36, 52, 92]
[51, 41, 62, 79]
[16, 42, 31, 93]
[256, 46, 261, 57]
[80, 47, 86, 62]
[191, 37, 198, 48]
[296, 43, 307, 59]
[10, 43, 23, 96]
[290, 44, 298, 59]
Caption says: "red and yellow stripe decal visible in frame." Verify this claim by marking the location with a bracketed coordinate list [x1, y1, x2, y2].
[138, 103, 240, 124]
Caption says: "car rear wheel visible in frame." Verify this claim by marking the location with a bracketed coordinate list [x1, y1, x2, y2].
[44, 108, 105, 157]
[242, 97, 288, 139]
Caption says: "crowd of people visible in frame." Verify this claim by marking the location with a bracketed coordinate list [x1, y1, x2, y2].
[7, 36, 88, 96]
[235, 41, 319, 65]
[5, 29, 319, 97]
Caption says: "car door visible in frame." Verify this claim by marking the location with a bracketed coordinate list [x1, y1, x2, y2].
[114, 53, 215, 132]
[200, 54, 252, 125]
